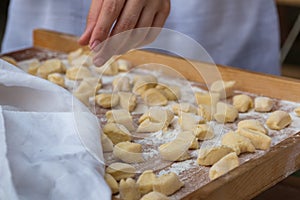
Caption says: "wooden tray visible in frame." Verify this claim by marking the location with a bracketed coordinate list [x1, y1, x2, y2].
[2, 29, 300, 200]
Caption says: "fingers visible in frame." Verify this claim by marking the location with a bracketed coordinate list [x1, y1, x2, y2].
[89, 0, 126, 49]
[79, 0, 103, 45]
[110, 0, 144, 36]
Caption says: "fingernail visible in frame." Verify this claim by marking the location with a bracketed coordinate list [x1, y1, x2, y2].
[90, 40, 100, 50]
[93, 57, 106, 67]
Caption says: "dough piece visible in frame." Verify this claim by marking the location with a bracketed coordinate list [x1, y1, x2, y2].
[27, 60, 40, 75]
[119, 178, 141, 200]
[237, 119, 268, 135]
[221, 131, 255, 155]
[178, 112, 205, 131]
[71, 54, 93, 67]
[106, 109, 135, 131]
[266, 110, 292, 130]
[295, 107, 300, 117]
[103, 123, 132, 145]
[95, 93, 119, 108]
[73, 92, 90, 106]
[237, 128, 271, 150]
[95, 56, 119, 75]
[73, 77, 102, 104]
[104, 173, 119, 194]
[1, 56, 17, 65]
[233, 94, 253, 113]
[254, 97, 273, 112]
[37, 59, 66, 78]
[153, 172, 184, 196]
[118, 92, 137, 112]
[140, 191, 169, 200]
[159, 131, 194, 161]
[139, 108, 174, 124]
[66, 66, 91, 80]
[82, 77, 102, 91]
[106, 162, 136, 181]
[116, 59, 132, 72]
[47, 73, 65, 87]
[137, 119, 165, 133]
[137, 170, 157, 195]
[214, 102, 238, 123]
[113, 141, 144, 163]
[156, 84, 181, 101]
[197, 104, 214, 121]
[142, 88, 168, 106]
[197, 145, 234, 166]
[210, 80, 236, 99]
[132, 75, 157, 95]
[101, 133, 114, 152]
[68, 48, 83, 64]
[138, 108, 174, 132]
[193, 124, 215, 140]
[112, 76, 131, 92]
[189, 137, 199, 150]
[209, 152, 239, 180]
[195, 92, 220, 106]
[172, 103, 197, 115]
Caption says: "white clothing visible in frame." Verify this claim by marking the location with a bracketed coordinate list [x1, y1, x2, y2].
[2, 0, 280, 75]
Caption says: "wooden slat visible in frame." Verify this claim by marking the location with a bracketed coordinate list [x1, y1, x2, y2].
[121, 50, 300, 102]
[33, 29, 83, 53]
[30, 29, 300, 200]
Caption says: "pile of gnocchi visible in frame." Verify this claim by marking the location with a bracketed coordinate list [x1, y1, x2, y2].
[7, 48, 300, 200]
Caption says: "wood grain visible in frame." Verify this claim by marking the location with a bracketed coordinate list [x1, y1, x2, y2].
[26, 29, 300, 199]
[276, 0, 300, 7]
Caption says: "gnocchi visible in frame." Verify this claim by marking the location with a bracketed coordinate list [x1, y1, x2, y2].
[106, 162, 136, 181]
[47, 73, 65, 87]
[254, 97, 273, 112]
[95, 93, 119, 108]
[210, 80, 236, 99]
[113, 141, 144, 163]
[119, 178, 141, 200]
[66, 66, 91, 80]
[137, 170, 157, 195]
[103, 123, 132, 145]
[104, 173, 119, 194]
[156, 84, 181, 101]
[195, 92, 220, 106]
[209, 152, 239, 180]
[221, 131, 255, 155]
[112, 76, 131, 92]
[101, 133, 114, 152]
[233, 94, 253, 113]
[193, 124, 215, 140]
[118, 92, 137, 112]
[178, 112, 205, 131]
[266, 110, 292, 130]
[142, 88, 168, 106]
[197, 104, 214, 121]
[214, 102, 239, 123]
[38, 59, 66, 78]
[237, 128, 271, 150]
[172, 103, 197, 115]
[295, 107, 300, 117]
[106, 109, 135, 131]
[140, 191, 169, 200]
[153, 172, 184, 196]
[197, 145, 234, 166]
[237, 119, 268, 135]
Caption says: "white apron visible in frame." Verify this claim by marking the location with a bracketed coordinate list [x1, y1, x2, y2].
[2, 0, 280, 75]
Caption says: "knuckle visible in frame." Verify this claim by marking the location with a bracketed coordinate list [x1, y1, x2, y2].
[160, 0, 171, 15]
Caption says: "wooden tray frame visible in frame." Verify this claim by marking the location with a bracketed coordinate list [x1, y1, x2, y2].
[5, 29, 300, 200]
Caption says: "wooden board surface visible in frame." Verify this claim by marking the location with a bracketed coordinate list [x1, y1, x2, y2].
[276, 0, 300, 7]
[3, 29, 300, 200]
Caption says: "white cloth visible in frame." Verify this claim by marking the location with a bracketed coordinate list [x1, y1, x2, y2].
[0, 60, 111, 200]
[2, 0, 280, 75]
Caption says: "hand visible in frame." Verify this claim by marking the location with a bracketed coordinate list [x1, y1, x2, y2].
[79, 0, 170, 66]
